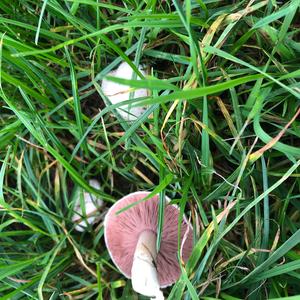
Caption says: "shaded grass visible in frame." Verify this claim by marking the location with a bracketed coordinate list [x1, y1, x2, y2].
[0, 0, 300, 299]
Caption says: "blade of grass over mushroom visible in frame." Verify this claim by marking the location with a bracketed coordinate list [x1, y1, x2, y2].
[156, 131, 169, 251]
[130, 74, 263, 107]
[116, 173, 174, 214]
[156, 187, 165, 252]
[104, 76, 180, 91]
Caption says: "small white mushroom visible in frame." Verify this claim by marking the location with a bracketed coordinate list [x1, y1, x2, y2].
[101, 62, 149, 121]
[72, 179, 103, 232]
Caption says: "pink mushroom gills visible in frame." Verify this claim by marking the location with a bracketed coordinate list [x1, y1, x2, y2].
[104, 191, 194, 299]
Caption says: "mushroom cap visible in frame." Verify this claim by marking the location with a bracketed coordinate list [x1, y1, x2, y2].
[101, 62, 149, 121]
[104, 191, 193, 287]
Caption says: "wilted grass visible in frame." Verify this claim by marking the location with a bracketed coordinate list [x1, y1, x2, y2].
[0, 0, 300, 299]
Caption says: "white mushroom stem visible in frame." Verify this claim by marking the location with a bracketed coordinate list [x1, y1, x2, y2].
[131, 230, 164, 300]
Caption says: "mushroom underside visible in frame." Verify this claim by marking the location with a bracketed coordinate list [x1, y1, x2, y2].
[104, 192, 193, 287]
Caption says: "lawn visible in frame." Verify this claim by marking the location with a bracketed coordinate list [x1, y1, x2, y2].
[0, 0, 300, 299]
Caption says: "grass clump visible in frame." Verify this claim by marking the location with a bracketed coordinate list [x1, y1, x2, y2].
[0, 0, 300, 299]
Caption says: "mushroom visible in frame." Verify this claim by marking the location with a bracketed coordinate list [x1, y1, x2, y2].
[104, 191, 193, 299]
[101, 62, 149, 121]
[72, 179, 103, 232]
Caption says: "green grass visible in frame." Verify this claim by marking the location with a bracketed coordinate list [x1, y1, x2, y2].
[0, 0, 300, 299]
